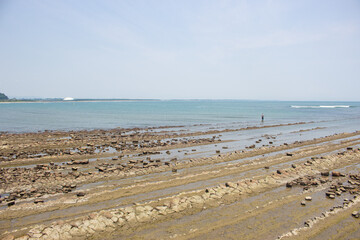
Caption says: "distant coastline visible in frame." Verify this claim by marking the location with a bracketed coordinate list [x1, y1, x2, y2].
[0, 98, 160, 103]
[1, 98, 359, 104]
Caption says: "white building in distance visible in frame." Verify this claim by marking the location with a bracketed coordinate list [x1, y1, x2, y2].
[63, 97, 74, 101]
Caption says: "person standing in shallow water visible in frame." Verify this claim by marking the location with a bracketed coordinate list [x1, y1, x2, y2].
[261, 114, 264, 122]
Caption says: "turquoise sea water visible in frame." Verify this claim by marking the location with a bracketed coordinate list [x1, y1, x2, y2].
[0, 100, 359, 133]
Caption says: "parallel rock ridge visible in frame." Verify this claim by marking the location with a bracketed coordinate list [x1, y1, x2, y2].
[1, 132, 358, 209]
[6, 148, 360, 240]
[1, 126, 360, 240]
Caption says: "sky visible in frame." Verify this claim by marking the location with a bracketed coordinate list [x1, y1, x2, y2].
[0, 0, 359, 101]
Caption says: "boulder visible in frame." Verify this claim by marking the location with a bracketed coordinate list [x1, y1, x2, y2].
[225, 182, 237, 188]
[326, 192, 335, 199]
[136, 212, 151, 223]
[189, 195, 204, 208]
[77, 192, 85, 197]
[111, 216, 118, 223]
[321, 171, 329, 176]
[90, 219, 106, 231]
[305, 196, 312, 201]
[155, 206, 168, 215]
[103, 212, 113, 219]
[34, 199, 44, 204]
[74, 159, 89, 164]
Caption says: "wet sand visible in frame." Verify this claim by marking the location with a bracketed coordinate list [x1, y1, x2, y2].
[0, 122, 359, 240]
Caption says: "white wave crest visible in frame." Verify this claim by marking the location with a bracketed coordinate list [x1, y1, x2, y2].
[291, 105, 350, 109]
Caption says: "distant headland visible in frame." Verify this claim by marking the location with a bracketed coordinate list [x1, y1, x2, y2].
[0, 93, 9, 100]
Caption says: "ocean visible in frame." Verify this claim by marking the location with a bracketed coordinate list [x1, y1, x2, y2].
[0, 100, 359, 133]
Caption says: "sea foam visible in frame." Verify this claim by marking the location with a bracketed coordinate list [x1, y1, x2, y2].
[291, 105, 350, 109]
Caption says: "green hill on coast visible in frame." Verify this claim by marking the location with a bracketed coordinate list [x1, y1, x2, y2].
[0, 93, 9, 100]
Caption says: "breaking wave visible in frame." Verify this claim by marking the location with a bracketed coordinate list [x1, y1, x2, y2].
[291, 105, 350, 109]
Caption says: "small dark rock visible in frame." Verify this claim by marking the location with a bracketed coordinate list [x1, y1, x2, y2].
[321, 171, 329, 176]
[77, 192, 85, 197]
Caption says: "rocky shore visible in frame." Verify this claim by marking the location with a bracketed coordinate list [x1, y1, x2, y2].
[1, 124, 359, 239]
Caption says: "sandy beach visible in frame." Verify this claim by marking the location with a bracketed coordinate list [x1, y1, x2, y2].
[0, 122, 359, 240]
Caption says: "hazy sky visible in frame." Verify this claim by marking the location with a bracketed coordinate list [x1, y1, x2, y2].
[0, 0, 359, 100]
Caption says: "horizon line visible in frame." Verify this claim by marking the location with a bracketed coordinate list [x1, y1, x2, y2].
[4, 97, 360, 102]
